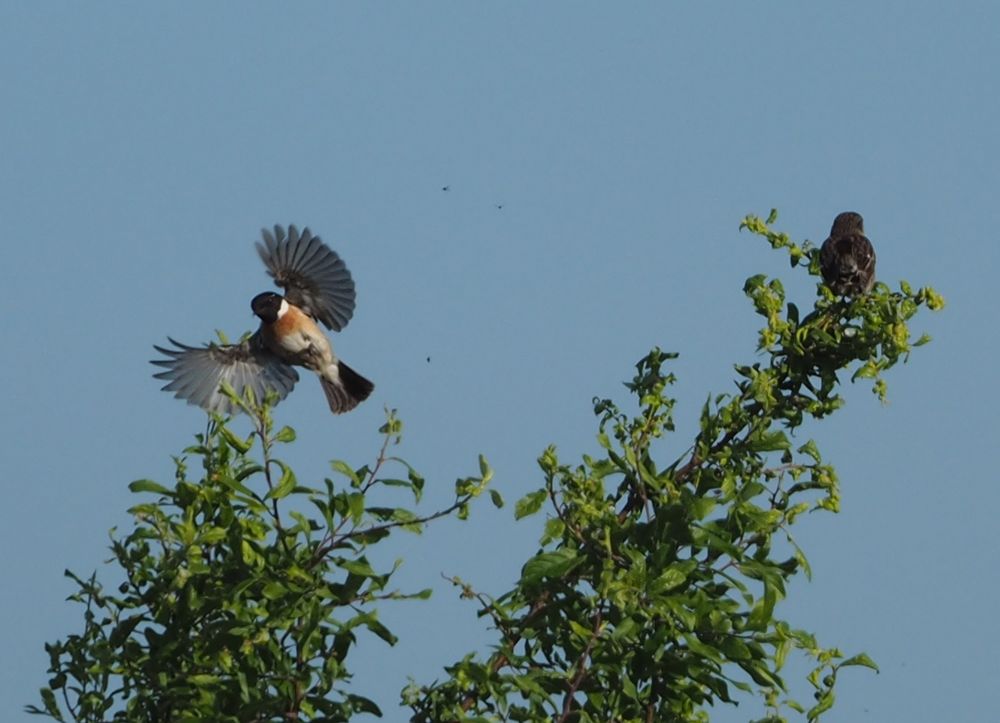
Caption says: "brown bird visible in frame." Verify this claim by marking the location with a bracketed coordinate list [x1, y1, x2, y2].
[152, 225, 374, 416]
[819, 211, 876, 296]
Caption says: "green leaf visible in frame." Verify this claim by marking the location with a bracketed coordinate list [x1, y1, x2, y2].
[377, 477, 415, 491]
[853, 360, 879, 380]
[198, 527, 227, 545]
[346, 692, 383, 716]
[689, 496, 717, 521]
[189, 674, 220, 687]
[520, 549, 582, 587]
[267, 465, 297, 500]
[610, 616, 640, 642]
[389, 507, 421, 530]
[798, 439, 822, 463]
[478, 454, 493, 483]
[408, 467, 426, 501]
[808, 690, 835, 720]
[340, 558, 377, 577]
[108, 614, 144, 647]
[330, 459, 361, 486]
[749, 429, 790, 452]
[363, 616, 398, 646]
[514, 489, 547, 520]
[567, 619, 591, 640]
[218, 425, 252, 453]
[682, 633, 724, 662]
[128, 479, 173, 495]
[379, 409, 403, 436]
[262, 582, 287, 600]
[541, 517, 565, 545]
[840, 652, 879, 672]
[347, 492, 365, 524]
[650, 566, 689, 594]
[537, 445, 559, 473]
[241, 539, 262, 567]
[234, 463, 264, 483]
[274, 425, 296, 443]
[36, 687, 64, 720]
[741, 660, 782, 688]
[489, 489, 505, 509]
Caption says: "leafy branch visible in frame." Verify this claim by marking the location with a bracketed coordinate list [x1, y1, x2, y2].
[30, 395, 496, 723]
[404, 210, 943, 722]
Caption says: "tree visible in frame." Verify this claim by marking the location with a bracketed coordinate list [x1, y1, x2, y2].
[403, 211, 943, 722]
[29, 399, 497, 722]
[32, 211, 943, 722]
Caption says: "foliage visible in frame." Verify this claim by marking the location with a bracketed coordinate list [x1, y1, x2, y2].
[403, 210, 943, 722]
[29, 393, 496, 722]
[32, 210, 943, 722]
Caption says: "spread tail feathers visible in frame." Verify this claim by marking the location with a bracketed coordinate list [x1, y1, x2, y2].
[320, 361, 374, 414]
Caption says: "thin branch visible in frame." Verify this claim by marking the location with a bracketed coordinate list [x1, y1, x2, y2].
[546, 477, 586, 545]
[557, 609, 604, 722]
[310, 428, 396, 565]
[308, 495, 472, 567]
[459, 591, 553, 713]
[253, 412, 291, 555]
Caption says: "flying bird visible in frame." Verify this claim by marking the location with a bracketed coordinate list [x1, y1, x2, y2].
[152, 225, 374, 415]
[819, 211, 876, 296]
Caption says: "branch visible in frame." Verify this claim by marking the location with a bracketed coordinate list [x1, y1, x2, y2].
[309, 495, 472, 567]
[557, 609, 604, 722]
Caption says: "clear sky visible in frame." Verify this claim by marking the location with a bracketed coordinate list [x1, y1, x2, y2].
[1, 3, 995, 721]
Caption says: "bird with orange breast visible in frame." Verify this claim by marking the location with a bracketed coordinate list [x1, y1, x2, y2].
[152, 224, 373, 415]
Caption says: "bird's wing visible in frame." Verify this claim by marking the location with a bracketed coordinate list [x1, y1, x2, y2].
[151, 334, 299, 415]
[256, 224, 356, 331]
[849, 234, 876, 276]
[819, 235, 839, 286]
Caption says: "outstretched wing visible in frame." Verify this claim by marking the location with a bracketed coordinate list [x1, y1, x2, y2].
[151, 334, 299, 415]
[256, 224, 356, 331]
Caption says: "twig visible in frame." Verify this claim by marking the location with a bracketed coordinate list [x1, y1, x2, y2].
[557, 609, 604, 722]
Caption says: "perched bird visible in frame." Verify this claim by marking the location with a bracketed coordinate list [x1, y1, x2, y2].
[152, 225, 374, 415]
[819, 211, 877, 296]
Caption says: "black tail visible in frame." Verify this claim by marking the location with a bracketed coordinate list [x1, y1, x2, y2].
[320, 361, 374, 414]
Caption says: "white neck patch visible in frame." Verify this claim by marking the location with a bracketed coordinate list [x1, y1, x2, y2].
[277, 298, 290, 318]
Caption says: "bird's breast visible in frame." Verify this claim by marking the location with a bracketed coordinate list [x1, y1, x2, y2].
[261, 305, 333, 371]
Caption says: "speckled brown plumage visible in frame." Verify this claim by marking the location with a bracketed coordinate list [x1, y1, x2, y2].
[820, 211, 876, 296]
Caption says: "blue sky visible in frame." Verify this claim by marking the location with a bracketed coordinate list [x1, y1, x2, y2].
[2, 3, 996, 721]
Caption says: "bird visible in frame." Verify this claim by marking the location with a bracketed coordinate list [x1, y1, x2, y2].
[152, 224, 374, 416]
[819, 211, 876, 296]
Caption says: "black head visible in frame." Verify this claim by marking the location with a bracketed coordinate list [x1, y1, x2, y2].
[251, 291, 284, 323]
[830, 211, 864, 237]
